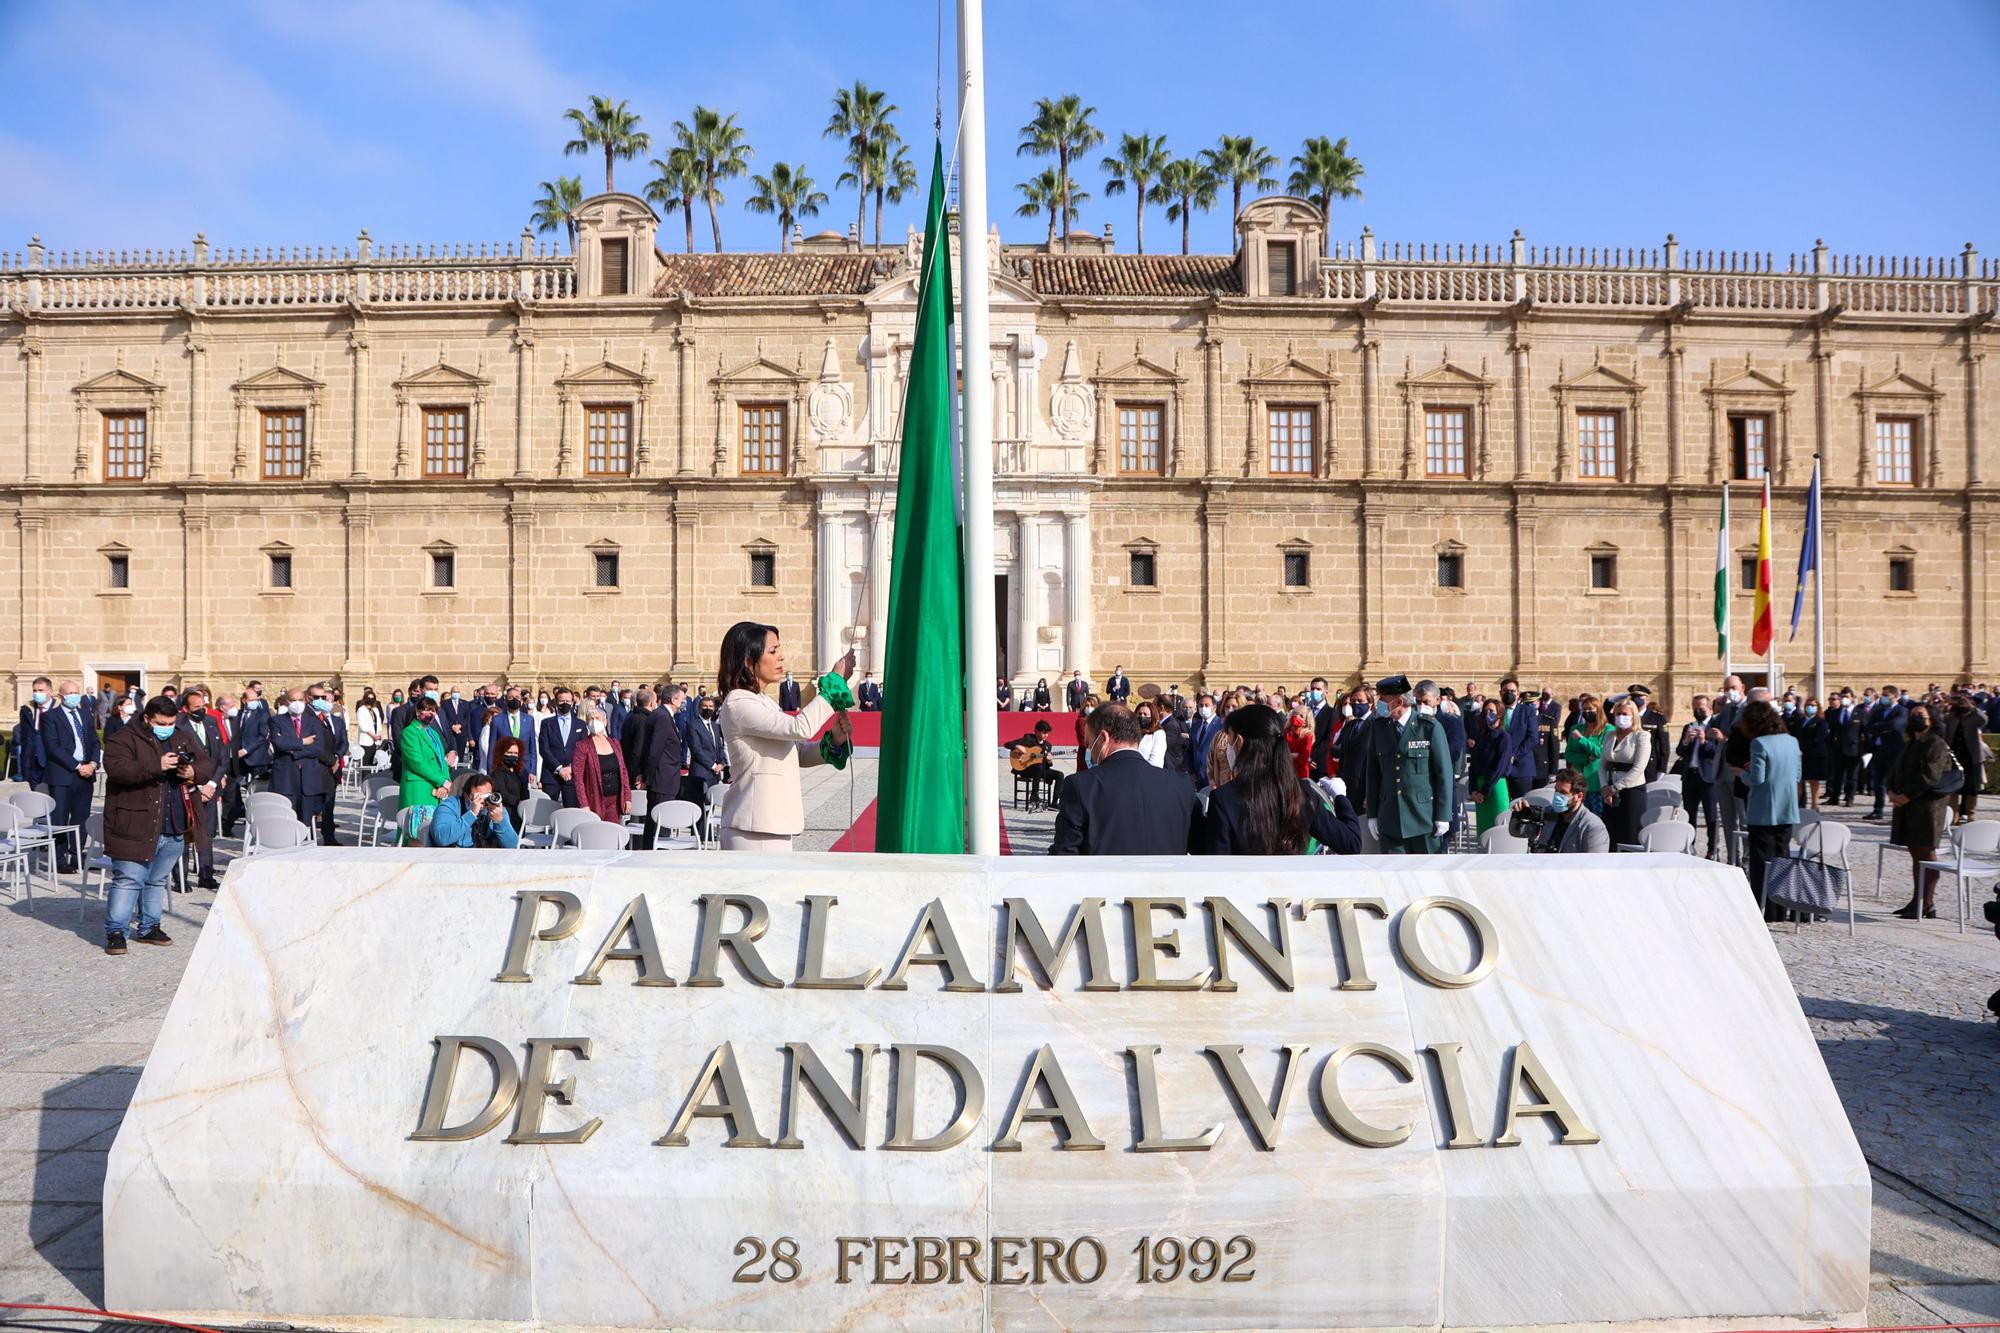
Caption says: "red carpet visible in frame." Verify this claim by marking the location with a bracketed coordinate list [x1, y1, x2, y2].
[831, 801, 1014, 854]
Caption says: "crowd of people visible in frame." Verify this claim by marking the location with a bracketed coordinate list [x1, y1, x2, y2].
[9, 646, 1995, 952]
[1022, 670, 1995, 921]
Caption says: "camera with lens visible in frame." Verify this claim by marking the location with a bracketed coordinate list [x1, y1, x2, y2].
[1508, 802, 1555, 848]
[481, 793, 503, 811]
[167, 748, 196, 771]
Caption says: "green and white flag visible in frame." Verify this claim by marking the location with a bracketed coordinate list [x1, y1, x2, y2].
[875, 142, 967, 853]
[1714, 484, 1730, 660]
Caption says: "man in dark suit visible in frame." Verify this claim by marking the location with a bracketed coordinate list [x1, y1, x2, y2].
[13, 675, 52, 788]
[1863, 684, 1907, 820]
[681, 690, 727, 822]
[483, 689, 538, 779]
[178, 686, 230, 886]
[607, 685, 631, 738]
[857, 674, 884, 712]
[619, 688, 656, 778]
[537, 687, 583, 807]
[38, 679, 100, 872]
[639, 685, 689, 846]
[440, 686, 478, 764]
[1827, 689, 1865, 805]
[1536, 689, 1563, 780]
[1305, 676, 1339, 779]
[1498, 677, 1541, 793]
[1105, 666, 1131, 703]
[269, 688, 337, 835]
[778, 672, 803, 711]
[1337, 688, 1376, 787]
[1065, 669, 1090, 713]
[1675, 695, 1724, 858]
[1187, 693, 1224, 787]
[1050, 703, 1195, 855]
[313, 684, 348, 844]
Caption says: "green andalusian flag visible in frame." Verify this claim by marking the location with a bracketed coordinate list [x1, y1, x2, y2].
[876, 142, 967, 853]
[1714, 484, 1730, 659]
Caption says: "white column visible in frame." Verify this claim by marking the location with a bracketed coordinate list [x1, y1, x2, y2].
[1014, 511, 1039, 683]
[1063, 510, 1092, 680]
[957, 0, 1000, 854]
[817, 509, 845, 673]
[867, 507, 892, 677]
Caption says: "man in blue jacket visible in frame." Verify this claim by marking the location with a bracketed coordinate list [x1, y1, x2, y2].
[1187, 692, 1224, 788]
[425, 773, 520, 848]
[13, 675, 52, 787]
[39, 679, 100, 872]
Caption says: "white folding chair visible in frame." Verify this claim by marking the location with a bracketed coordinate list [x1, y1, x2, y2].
[1940, 819, 2000, 935]
[518, 793, 558, 849]
[1875, 805, 1958, 900]
[1479, 826, 1529, 854]
[648, 799, 702, 851]
[254, 818, 315, 851]
[0, 803, 42, 910]
[552, 807, 600, 847]
[9, 789, 79, 880]
[1792, 820, 1856, 936]
[77, 812, 118, 921]
[703, 786, 727, 846]
[360, 791, 401, 848]
[1637, 820, 1698, 856]
[571, 821, 628, 851]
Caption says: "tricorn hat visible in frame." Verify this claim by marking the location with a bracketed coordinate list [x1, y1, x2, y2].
[1375, 673, 1413, 696]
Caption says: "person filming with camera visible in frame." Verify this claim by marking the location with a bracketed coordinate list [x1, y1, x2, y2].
[1508, 766, 1610, 853]
[101, 695, 217, 955]
[423, 771, 520, 849]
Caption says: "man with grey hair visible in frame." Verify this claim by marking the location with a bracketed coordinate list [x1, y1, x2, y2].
[1708, 673, 1747, 864]
[1415, 680, 1468, 844]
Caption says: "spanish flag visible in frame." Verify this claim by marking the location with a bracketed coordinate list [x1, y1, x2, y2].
[1750, 474, 1774, 657]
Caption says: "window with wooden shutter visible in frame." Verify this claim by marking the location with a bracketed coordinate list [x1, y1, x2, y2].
[600, 237, 629, 295]
[1266, 405, 1316, 475]
[1875, 417, 1916, 485]
[740, 403, 788, 475]
[260, 408, 306, 479]
[1117, 404, 1165, 475]
[1576, 410, 1621, 479]
[1424, 408, 1470, 477]
[1729, 413, 1769, 480]
[1266, 240, 1296, 296]
[585, 405, 632, 476]
[422, 407, 469, 477]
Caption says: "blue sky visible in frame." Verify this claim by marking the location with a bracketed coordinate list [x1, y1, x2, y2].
[2, 0, 1996, 261]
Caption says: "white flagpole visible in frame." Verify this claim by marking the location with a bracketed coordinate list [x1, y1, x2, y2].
[956, 0, 999, 855]
[1812, 455, 1825, 703]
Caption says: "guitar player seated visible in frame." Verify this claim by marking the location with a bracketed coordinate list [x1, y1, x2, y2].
[1008, 721, 1064, 805]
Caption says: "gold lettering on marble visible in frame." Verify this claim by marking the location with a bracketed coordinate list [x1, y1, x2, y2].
[687, 894, 785, 989]
[411, 1034, 520, 1141]
[992, 1044, 1105, 1152]
[507, 1036, 601, 1145]
[1423, 1040, 1489, 1148]
[494, 890, 583, 982]
[1317, 1042, 1417, 1148]
[1127, 1045, 1223, 1152]
[774, 1042, 877, 1149]
[879, 897, 985, 992]
[1204, 1044, 1311, 1151]
[659, 1042, 771, 1147]
[571, 896, 675, 987]
[1493, 1040, 1602, 1147]
[1395, 896, 1500, 989]
[1203, 896, 1295, 992]
[884, 1044, 983, 1151]
[995, 896, 1117, 992]
[793, 895, 882, 989]
[1299, 896, 1388, 990]
[1127, 897, 1213, 990]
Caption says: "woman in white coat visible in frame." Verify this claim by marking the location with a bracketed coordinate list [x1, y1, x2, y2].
[715, 621, 855, 850]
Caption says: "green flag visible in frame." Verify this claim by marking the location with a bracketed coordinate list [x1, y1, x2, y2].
[876, 142, 967, 853]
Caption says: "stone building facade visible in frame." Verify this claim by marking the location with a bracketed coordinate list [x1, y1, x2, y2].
[2, 192, 1995, 713]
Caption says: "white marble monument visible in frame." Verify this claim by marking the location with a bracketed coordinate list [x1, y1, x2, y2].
[104, 850, 1868, 1331]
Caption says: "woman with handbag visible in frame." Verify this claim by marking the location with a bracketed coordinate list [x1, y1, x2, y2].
[1739, 700, 1800, 918]
[1887, 700, 1957, 919]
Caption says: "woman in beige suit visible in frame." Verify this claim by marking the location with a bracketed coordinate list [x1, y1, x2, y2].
[715, 621, 854, 850]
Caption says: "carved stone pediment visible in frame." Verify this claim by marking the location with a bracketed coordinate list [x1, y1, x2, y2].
[1557, 361, 1642, 393]
[1856, 367, 1939, 400]
[1400, 359, 1491, 392]
[1244, 345, 1340, 389]
[1093, 349, 1183, 386]
[560, 358, 651, 390]
[73, 367, 164, 397]
[712, 354, 805, 387]
[233, 364, 323, 394]
[1705, 364, 1791, 397]
[395, 361, 489, 394]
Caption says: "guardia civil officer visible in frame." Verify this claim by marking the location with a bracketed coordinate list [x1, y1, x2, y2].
[1351, 673, 1454, 854]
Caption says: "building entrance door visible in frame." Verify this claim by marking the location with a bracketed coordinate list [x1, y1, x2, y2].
[92, 666, 144, 700]
[994, 574, 1010, 684]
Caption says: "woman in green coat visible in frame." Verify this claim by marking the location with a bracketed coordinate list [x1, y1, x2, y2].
[397, 698, 452, 844]
[1563, 695, 1609, 815]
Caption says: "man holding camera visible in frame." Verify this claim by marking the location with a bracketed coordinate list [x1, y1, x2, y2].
[424, 772, 520, 849]
[1508, 766, 1610, 853]
[102, 695, 216, 954]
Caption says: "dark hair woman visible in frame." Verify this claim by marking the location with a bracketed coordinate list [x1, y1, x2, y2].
[1032, 677, 1053, 712]
[714, 622, 855, 850]
[489, 733, 530, 830]
[1737, 698, 1801, 916]
[1200, 704, 1360, 855]
[1887, 701, 1954, 919]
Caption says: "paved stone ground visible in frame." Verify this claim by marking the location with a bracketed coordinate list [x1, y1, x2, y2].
[1, 771, 1995, 1326]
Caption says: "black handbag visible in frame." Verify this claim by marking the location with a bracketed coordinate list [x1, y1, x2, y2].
[1931, 753, 1966, 797]
[1765, 854, 1847, 915]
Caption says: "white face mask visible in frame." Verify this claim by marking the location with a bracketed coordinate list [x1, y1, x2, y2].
[1614, 714, 1634, 730]
[1726, 688, 1744, 703]
[588, 719, 607, 735]
[1417, 703, 1436, 717]
[287, 700, 306, 716]
[1198, 706, 1214, 721]
[119, 704, 136, 718]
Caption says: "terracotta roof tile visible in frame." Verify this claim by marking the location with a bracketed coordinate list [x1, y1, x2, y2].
[1020, 253, 1240, 298]
[652, 253, 885, 297]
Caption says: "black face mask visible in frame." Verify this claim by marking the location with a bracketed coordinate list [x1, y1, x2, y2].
[505, 699, 521, 711]
[700, 709, 716, 721]
[556, 702, 572, 715]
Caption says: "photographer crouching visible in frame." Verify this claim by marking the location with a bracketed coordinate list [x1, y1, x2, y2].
[102, 695, 217, 955]
[1508, 766, 1611, 853]
[424, 772, 520, 849]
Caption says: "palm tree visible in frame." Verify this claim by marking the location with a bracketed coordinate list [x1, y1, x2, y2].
[562, 96, 651, 194]
[673, 106, 753, 253]
[842, 135, 921, 247]
[1287, 135, 1366, 222]
[1099, 131, 1171, 255]
[529, 175, 584, 252]
[1158, 158, 1218, 256]
[1200, 135, 1280, 239]
[643, 150, 704, 253]
[1016, 168, 1085, 248]
[825, 82, 898, 246]
[1017, 94, 1102, 252]
[746, 163, 829, 253]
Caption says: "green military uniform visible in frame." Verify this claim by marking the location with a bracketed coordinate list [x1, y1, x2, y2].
[1359, 701, 1455, 854]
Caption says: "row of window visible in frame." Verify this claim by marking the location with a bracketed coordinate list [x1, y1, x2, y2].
[88, 402, 1928, 486]
[102, 546, 784, 594]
